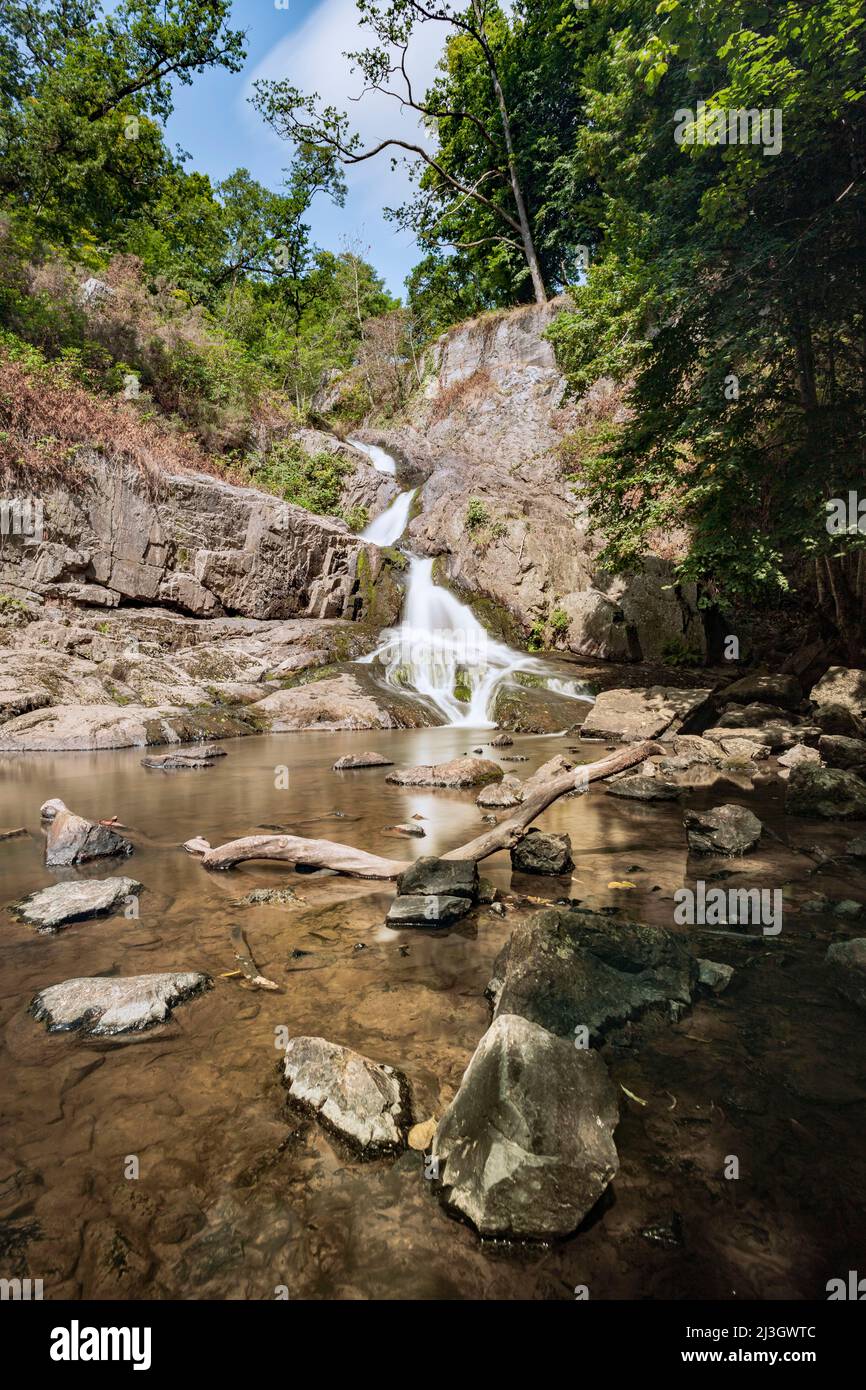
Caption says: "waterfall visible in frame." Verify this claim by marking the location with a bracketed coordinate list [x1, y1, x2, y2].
[351, 439, 593, 728]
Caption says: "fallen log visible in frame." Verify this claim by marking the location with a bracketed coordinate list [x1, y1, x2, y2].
[230, 925, 280, 991]
[184, 741, 658, 879]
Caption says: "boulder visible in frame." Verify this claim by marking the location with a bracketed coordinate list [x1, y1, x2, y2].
[333, 752, 394, 770]
[395, 857, 479, 900]
[579, 686, 713, 742]
[811, 703, 866, 738]
[721, 673, 802, 710]
[40, 799, 133, 866]
[432, 1013, 619, 1239]
[810, 667, 866, 715]
[386, 895, 473, 927]
[511, 828, 574, 875]
[684, 805, 762, 856]
[386, 756, 503, 788]
[489, 907, 698, 1042]
[282, 1036, 411, 1153]
[786, 764, 866, 819]
[818, 735, 866, 773]
[30, 971, 211, 1035]
[10, 876, 142, 932]
[384, 822, 425, 838]
[606, 775, 681, 801]
[826, 939, 866, 1010]
[777, 743, 822, 769]
[490, 733, 513, 747]
[476, 774, 524, 809]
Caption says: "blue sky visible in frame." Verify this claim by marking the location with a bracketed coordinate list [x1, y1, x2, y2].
[164, 0, 444, 297]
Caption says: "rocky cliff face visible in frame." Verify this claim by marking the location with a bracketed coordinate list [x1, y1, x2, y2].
[1, 451, 397, 624]
[370, 301, 704, 664]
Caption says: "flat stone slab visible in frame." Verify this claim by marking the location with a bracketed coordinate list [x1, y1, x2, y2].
[30, 971, 211, 1035]
[0, 704, 250, 752]
[386, 894, 473, 927]
[579, 686, 713, 742]
[283, 1035, 411, 1152]
[333, 752, 394, 770]
[386, 756, 503, 788]
[11, 876, 142, 931]
[141, 744, 226, 770]
[433, 1013, 620, 1239]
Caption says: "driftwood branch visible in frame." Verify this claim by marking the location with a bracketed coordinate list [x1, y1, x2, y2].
[184, 742, 657, 879]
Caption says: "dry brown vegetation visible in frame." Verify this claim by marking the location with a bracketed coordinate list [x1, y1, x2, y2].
[0, 352, 226, 492]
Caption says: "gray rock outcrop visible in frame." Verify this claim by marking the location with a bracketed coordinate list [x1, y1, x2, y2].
[684, 805, 763, 856]
[40, 798, 133, 865]
[786, 764, 866, 819]
[510, 828, 574, 875]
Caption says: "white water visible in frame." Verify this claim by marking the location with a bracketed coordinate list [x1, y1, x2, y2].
[352, 441, 593, 728]
[361, 487, 418, 547]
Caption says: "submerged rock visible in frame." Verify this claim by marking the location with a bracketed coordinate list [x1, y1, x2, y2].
[606, 775, 681, 801]
[433, 1013, 619, 1239]
[30, 971, 211, 1035]
[580, 686, 713, 742]
[141, 745, 225, 770]
[40, 798, 133, 866]
[489, 907, 697, 1042]
[786, 764, 866, 819]
[333, 751, 394, 770]
[11, 876, 142, 932]
[386, 756, 503, 788]
[383, 822, 426, 837]
[825, 939, 866, 1011]
[282, 1036, 410, 1153]
[697, 959, 735, 993]
[684, 804, 762, 856]
[511, 828, 574, 875]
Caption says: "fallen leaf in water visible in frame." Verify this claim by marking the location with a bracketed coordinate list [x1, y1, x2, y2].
[608, 881, 636, 890]
[408, 1118, 437, 1150]
[620, 1085, 648, 1107]
[218, 970, 244, 980]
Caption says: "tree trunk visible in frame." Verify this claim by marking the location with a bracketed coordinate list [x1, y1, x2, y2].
[471, 0, 546, 304]
[184, 741, 657, 876]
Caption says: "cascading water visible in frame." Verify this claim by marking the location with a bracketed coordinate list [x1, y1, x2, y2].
[350, 438, 592, 728]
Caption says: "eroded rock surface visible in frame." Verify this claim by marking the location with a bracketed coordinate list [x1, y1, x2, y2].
[580, 686, 713, 741]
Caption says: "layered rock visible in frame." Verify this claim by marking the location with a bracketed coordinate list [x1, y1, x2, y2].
[0, 451, 399, 624]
